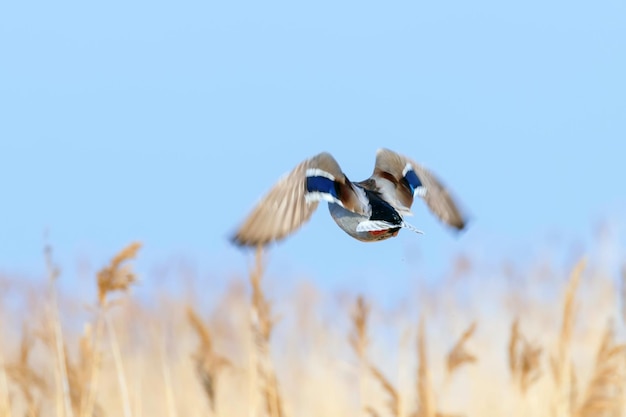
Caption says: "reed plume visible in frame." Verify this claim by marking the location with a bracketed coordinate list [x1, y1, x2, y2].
[187, 306, 230, 413]
[446, 321, 477, 376]
[249, 247, 284, 417]
[508, 318, 542, 393]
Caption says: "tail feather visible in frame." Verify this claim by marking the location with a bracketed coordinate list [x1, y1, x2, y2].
[400, 221, 424, 235]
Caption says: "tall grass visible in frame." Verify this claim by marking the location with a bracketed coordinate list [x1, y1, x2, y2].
[1, 243, 626, 417]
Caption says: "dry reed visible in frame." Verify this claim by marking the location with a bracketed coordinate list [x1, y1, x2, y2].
[5, 327, 45, 417]
[349, 295, 371, 416]
[249, 247, 284, 417]
[369, 365, 402, 417]
[0, 343, 11, 417]
[3, 242, 626, 417]
[575, 323, 626, 417]
[187, 306, 230, 413]
[96, 242, 141, 307]
[349, 296, 370, 362]
[84, 242, 141, 417]
[446, 321, 477, 376]
[349, 296, 405, 417]
[61, 328, 101, 417]
[508, 318, 542, 393]
[551, 258, 586, 417]
[44, 244, 73, 417]
[416, 319, 435, 417]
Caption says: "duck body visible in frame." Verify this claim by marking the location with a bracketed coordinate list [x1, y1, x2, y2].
[232, 148, 466, 247]
[328, 188, 402, 242]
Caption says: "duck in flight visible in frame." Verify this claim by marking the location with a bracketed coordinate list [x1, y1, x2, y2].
[232, 148, 466, 247]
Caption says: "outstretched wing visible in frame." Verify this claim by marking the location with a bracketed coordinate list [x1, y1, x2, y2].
[369, 148, 466, 230]
[232, 152, 363, 247]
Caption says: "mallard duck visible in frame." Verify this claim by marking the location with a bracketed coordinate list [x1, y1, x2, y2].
[232, 148, 466, 246]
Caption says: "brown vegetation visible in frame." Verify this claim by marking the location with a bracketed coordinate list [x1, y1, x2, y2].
[1, 244, 626, 417]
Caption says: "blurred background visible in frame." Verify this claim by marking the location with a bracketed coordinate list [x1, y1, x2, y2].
[1, 0, 625, 305]
[2, 2, 626, 416]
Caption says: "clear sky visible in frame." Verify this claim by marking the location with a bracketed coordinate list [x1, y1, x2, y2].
[1, 0, 625, 304]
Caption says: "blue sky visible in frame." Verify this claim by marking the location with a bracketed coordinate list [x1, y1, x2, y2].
[1, 0, 625, 304]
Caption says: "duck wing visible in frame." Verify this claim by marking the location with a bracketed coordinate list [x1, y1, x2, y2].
[232, 152, 365, 247]
[368, 148, 466, 230]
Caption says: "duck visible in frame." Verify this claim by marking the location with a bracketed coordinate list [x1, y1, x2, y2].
[232, 148, 466, 247]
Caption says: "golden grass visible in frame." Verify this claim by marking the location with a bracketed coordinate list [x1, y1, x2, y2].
[249, 247, 284, 417]
[5, 327, 45, 417]
[446, 321, 477, 376]
[508, 318, 542, 394]
[551, 258, 586, 417]
[576, 323, 626, 417]
[1, 245, 626, 417]
[349, 295, 404, 417]
[416, 318, 436, 417]
[186, 306, 230, 413]
[96, 242, 141, 307]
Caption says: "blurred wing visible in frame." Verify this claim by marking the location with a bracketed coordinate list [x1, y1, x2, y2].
[410, 162, 466, 230]
[232, 152, 346, 247]
[372, 148, 466, 230]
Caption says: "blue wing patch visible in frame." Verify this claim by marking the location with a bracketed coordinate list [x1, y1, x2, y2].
[403, 168, 423, 194]
[306, 176, 338, 198]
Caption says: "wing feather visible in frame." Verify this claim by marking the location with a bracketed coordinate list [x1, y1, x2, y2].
[371, 148, 466, 230]
[232, 152, 344, 246]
